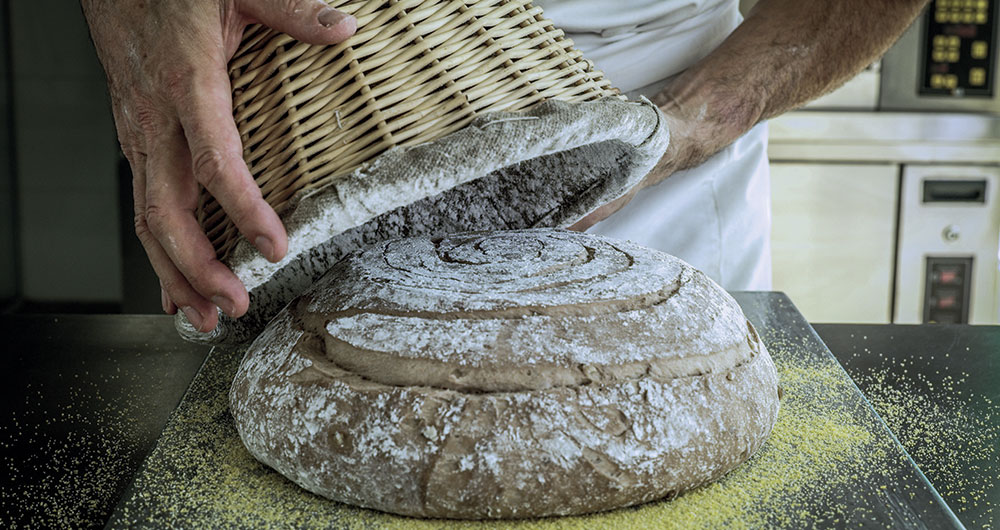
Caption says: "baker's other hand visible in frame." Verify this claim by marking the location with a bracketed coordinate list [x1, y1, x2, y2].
[82, 0, 356, 332]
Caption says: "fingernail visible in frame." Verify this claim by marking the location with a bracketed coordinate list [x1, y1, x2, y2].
[161, 290, 169, 313]
[181, 306, 204, 331]
[318, 7, 347, 27]
[212, 295, 237, 317]
[255, 236, 276, 262]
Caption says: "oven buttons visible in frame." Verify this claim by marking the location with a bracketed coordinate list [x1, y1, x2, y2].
[971, 39, 989, 58]
[922, 0, 995, 96]
[923, 257, 973, 323]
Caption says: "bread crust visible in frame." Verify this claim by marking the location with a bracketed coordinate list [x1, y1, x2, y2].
[231, 229, 780, 519]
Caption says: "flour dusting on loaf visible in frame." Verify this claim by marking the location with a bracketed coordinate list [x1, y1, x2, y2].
[230, 228, 780, 519]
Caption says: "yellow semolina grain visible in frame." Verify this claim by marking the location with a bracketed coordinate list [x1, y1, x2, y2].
[111, 329, 915, 530]
[2, 362, 150, 529]
[847, 354, 998, 529]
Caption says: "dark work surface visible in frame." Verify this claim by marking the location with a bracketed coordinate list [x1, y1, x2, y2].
[1, 300, 981, 529]
[107, 292, 962, 529]
[0, 315, 211, 529]
[815, 324, 1000, 530]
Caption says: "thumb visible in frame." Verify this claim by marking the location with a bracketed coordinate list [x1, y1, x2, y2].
[239, 0, 357, 45]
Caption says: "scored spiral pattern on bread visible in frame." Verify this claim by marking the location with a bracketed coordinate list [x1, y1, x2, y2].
[294, 229, 759, 392]
[315, 228, 680, 312]
[231, 229, 780, 519]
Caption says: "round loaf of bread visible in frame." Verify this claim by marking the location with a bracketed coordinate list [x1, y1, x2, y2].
[230, 228, 780, 519]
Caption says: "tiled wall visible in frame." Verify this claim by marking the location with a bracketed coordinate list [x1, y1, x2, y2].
[9, 2, 122, 304]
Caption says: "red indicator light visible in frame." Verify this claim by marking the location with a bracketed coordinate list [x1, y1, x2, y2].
[937, 295, 957, 308]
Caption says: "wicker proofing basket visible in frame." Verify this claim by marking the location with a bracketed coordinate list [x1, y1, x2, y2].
[179, 0, 671, 344]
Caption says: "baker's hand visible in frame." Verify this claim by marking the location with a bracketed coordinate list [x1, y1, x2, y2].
[571, 0, 926, 233]
[82, 0, 356, 332]
[566, 168, 655, 232]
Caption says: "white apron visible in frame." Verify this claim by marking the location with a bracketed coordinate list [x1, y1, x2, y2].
[537, 0, 772, 290]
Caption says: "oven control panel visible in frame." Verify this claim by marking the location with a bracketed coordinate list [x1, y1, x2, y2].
[922, 0, 996, 96]
[881, 0, 1000, 111]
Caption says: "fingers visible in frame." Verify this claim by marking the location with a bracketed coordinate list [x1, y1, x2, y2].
[141, 220, 219, 332]
[132, 148, 217, 331]
[119, 95, 239, 330]
[176, 66, 288, 264]
[113, 105, 191, 321]
[239, 0, 357, 44]
[567, 189, 639, 232]
[161, 286, 177, 315]
[143, 125, 251, 325]
[567, 211, 603, 232]
[566, 216, 595, 232]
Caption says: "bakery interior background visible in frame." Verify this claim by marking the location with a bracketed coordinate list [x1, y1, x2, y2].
[0, 0, 998, 324]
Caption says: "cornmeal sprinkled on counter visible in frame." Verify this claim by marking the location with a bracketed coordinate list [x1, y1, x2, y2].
[2, 359, 150, 528]
[848, 353, 999, 529]
[109, 325, 947, 529]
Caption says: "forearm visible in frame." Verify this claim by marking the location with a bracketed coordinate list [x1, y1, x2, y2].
[654, 0, 929, 172]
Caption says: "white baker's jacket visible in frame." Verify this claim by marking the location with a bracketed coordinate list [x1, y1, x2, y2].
[537, 0, 772, 290]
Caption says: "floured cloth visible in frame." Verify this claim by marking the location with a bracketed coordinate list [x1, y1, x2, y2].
[176, 97, 670, 345]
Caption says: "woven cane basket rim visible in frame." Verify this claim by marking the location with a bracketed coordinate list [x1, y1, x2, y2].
[200, 0, 619, 260]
